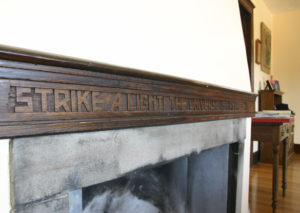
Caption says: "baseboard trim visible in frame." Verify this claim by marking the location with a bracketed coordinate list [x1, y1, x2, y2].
[294, 144, 300, 154]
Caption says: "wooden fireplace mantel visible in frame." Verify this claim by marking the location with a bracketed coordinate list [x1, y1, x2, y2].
[0, 45, 256, 138]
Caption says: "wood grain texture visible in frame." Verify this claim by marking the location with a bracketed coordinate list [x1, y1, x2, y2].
[0, 45, 256, 138]
[259, 90, 284, 111]
[294, 144, 300, 154]
[251, 120, 293, 213]
[239, 0, 255, 14]
[250, 154, 300, 213]
[239, 0, 255, 92]
[253, 121, 295, 165]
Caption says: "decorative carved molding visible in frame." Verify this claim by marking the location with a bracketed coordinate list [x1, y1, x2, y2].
[0, 45, 256, 138]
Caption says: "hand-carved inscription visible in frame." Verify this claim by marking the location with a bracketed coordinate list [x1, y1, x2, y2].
[140, 94, 149, 112]
[92, 91, 104, 112]
[149, 95, 164, 111]
[55, 90, 71, 112]
[35, 88, 52, 112]
[11, 86, 248, 113]
[111, 93, 122, 112]
[15, 87, 33, 113]
[176, 97, 188, 110]
[71, 90, 77, 112]
[78, 91, 91, 112]
[0, 47, 255, 139]
[127, 94, 136, 111]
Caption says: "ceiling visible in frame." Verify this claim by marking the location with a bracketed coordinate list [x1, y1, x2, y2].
[263, 0, 300, 13]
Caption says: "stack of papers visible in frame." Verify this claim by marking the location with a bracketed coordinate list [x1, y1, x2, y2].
[255, 110, 292, 118]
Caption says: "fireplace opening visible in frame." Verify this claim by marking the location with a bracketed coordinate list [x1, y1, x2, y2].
[81, 143, 238, 213]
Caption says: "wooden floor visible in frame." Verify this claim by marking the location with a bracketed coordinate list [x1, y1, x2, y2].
[249, 154, 300, 213]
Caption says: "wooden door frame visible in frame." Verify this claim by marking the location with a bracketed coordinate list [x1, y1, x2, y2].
[239, 0, 255, 92]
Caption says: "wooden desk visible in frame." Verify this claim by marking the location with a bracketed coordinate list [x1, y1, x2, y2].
[252, 117, 294, 213]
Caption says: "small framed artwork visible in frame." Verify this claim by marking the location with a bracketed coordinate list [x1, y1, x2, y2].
[274, 80, 280, 91]
[255, 39, 261, 64]
[261, 22, 271, 74]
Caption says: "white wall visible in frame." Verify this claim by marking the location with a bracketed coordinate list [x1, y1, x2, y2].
[273, 9, 300, 144]
[0, 0, 250, 92]
[0, 139, 10, 213]
[0, 0, 251, 212]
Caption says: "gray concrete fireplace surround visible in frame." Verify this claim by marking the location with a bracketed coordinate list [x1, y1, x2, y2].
[10, 118, 246, 213]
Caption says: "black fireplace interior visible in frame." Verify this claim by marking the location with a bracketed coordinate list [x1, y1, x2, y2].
[82, 143, 239, 213]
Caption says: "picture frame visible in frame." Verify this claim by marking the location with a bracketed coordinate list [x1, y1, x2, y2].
[274, 80, 280, 91]
[255, 39, 261, 64]
[265, 80, 274, 91]
[261, 22, 271, 74]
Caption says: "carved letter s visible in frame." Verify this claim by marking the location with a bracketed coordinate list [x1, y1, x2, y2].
[15, 87, 33, 113]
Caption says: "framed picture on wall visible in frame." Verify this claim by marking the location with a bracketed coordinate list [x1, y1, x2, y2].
[255, 39, 261, 64]
[261, 22, 271, 74]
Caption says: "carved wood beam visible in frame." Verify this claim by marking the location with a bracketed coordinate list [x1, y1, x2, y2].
[0, 45, 256, 138]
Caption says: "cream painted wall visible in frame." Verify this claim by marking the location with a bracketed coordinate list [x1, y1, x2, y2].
[0, 0, 251, 212]
[0, 0, 250, 92]
[0, 140, 10, 213]
[252, 0, 273, 110]
[273, 9, 300, 144]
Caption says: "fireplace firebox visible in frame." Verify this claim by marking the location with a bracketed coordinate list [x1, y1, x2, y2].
[81, 143, 238, 213]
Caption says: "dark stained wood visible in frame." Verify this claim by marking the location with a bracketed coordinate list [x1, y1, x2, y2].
[55, 89, 71, 112]
[294, 144, 300, 154]
[15, 87, 33, 113]
[282, 138, 288, 197]
[239, 0, 255, 14]
[35, 88, 53, 112]
[259, 90, 284, 111]
[239, 0, 255, 92]
[252, 119, 293, 213]
[257, 90, 295, 167]
[273, 142, 280, 212]
[258, 121, 294, 165]
[0, 45, 256, 138]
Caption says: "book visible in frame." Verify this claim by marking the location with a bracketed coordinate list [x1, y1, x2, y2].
[262, 110, 291, 115]
[255, 111, 291, 118]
